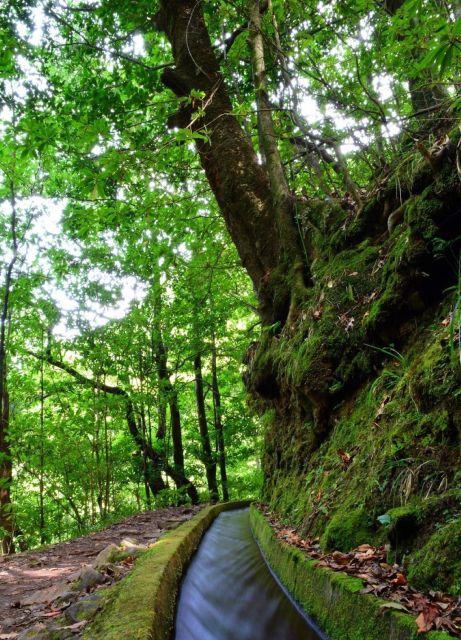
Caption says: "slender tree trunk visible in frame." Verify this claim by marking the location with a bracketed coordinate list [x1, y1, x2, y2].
[211, 338, 229, 501]
[65, 492, 84, 530]
[169, 390, 184, 476]
[0, 182, 18, 555]
[0, 388, 13, 554]
[39, 339, 46, 544]
[152, 279, 199, 504]
[138, 352, 155, 505]
[156, 383, 167, 441]
[165, 386, 199, 504]
[31, 351, 199, 504]
[93, 386, 103, 518]
[194, 352, 219, 502]
[103, 410, 111, 513]
[141, 407, 152, 509]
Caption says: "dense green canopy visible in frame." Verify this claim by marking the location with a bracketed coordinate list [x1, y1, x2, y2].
[0, 0, 459, 553]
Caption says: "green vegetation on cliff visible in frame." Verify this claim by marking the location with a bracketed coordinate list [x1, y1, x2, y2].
[247, 154, 461, 593]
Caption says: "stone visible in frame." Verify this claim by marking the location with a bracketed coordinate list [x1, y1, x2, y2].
[20, 582, 71, 606]
[119, 540, 146, 557]
[92, 544, 120, 570]
[64, 594, 103, 624]
[53, 591, 78, 606]
[73, 566, 105, 591]
[17, 624, 47, 640]
[119, 537, 138, 546]
[17, 624, 73, 640]
[115, 528, 139, 536]
[1, 617, 16, 629]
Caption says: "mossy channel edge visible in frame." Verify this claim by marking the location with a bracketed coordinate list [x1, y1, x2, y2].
[249, 505, 450, 640]
[84, 500, 251, 640]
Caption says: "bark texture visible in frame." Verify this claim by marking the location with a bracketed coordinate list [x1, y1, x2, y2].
[156, 0, 307, 324]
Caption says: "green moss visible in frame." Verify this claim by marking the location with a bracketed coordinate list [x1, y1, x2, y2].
[408, 517, 461, 596]
[248, 157, 461, 599]
[405, 191, 442, 240]
[250, 506, 449, 640]
[386, 504, 420, 534]
[260, 307, 461, 591]
[321, 508, 373, 551]
[407, 336, 458, 412]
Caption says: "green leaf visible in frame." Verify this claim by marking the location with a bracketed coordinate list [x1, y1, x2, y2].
[440, 43, 455, 75]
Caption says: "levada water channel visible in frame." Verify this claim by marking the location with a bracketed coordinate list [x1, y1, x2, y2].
[174, 508, 328, 640]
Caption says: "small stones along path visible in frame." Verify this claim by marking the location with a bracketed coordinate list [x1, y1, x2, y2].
[0, 505, 202, 639]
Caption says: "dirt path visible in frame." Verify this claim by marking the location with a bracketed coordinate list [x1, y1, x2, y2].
[0, 505, 203, 638]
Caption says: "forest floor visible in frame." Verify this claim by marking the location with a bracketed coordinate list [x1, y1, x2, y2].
[0, 505, 203, 639]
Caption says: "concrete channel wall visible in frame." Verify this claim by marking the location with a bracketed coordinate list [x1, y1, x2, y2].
[249, 506, 449, 640]
[84, 500, 251, 640]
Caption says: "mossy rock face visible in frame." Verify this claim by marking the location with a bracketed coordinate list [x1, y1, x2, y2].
[320, 508, 373, 552]
[247, 155, 461, 596]
[257, 300, 461, 590]
[408, 517, 461, 596]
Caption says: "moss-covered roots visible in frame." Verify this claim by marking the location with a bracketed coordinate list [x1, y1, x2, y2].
[245, 136, 461, 596]
[250, 506, 450, 640]
[84, 501, 251, 640]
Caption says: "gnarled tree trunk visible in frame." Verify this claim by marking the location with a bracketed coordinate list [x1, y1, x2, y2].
[156, 0, 308, 325]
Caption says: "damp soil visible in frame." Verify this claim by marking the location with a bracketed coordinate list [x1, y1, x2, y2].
[0, 505, 202, 637]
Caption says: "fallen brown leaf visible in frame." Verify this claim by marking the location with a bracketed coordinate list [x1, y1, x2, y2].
[416, 605, 439, 633]
[337, 449, 352, 466]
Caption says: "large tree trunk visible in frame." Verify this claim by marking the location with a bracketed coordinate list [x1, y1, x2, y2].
[156, 0, 308, 325]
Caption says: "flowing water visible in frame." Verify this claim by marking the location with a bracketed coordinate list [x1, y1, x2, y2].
[174, 508, 328, 640]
